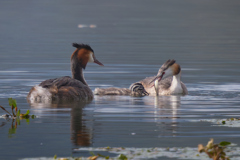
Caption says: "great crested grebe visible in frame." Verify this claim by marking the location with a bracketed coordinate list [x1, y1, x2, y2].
[27, 43, 103, 102]
[131, 59, 188, 96]
[94, 59, 187, 96]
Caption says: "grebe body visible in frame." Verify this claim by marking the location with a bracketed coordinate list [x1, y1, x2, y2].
[94, 59, 187, 96]
[27, 43, 103, 102]
[135, 59, 188, 96]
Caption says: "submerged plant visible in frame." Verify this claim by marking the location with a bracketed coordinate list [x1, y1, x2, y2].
[198, 138, 231, 160]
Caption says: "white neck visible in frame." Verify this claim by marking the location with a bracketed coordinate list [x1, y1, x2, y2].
[169, 71, 183, 94]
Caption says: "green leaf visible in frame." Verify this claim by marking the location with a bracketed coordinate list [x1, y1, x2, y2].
[97, 153, 109, 159]
[222, 121, 226, 124]
[90, 151, 95, 156]
[8, 98, 17, 108]
[25, 110, 30, 116]
[118, 154, 128, 160]
[17, 109, 21, 117]
[219, 141, 231, 146]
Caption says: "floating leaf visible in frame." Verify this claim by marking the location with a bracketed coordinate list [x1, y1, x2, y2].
[90, 151, 95, 156]
[97, 153, 109, 159]
[20, 111, 30, 119]
[219, 141, 231, 146]
[106, 146, 111, 150]
[118, 154, 128, 160]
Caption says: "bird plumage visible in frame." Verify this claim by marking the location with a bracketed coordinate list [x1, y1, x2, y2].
[27, 43, 103, 103]
[94, 59, 188, 96]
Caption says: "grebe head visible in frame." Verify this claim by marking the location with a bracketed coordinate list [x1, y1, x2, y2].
[72, 43, 104, 69]
[150, 59, 181, 84]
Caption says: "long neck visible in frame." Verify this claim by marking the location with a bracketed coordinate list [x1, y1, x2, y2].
[71, 58, 88, 86]
[170, 71, 182, 93]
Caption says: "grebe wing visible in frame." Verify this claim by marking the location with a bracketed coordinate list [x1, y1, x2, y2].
[140, 76, 172, 90]
[39, 76, 86, 89]
[158, 77, 172, 90]
[29, 76, 93, 102]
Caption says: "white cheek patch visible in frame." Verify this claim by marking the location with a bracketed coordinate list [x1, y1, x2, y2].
[88, 52, 94, 62]
[163, 68, 173, 79]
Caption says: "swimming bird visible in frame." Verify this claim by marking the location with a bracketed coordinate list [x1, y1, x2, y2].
[94, 59, 187, 96]
[27, 43, 103, 103]
[131, 59, 188, 96]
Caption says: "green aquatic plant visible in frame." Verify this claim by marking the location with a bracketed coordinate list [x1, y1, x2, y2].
[118, 154, 128, 160]
[0, 98, 36, 138]
[198, 138, 231, 160]
[0, 98, 35, 119]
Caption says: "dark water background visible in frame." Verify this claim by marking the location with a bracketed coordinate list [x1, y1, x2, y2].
[1, 0, 240, 159]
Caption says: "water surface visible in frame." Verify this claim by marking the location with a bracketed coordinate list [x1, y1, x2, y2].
[1, 0, 240, 159]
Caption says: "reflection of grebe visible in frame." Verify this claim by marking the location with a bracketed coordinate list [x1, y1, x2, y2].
[27, 43, 103, 102]
[131, 59, 188, 96]
[29, 101, 92, 147]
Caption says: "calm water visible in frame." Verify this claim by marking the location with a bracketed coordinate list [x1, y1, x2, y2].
[1, 0, 240, 160]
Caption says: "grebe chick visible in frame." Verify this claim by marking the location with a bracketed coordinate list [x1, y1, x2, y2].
[134, 59, 188, 96]
[27, 43, 104, 103]
[94, 60, 187, 96]
[94, 83, 149, 97]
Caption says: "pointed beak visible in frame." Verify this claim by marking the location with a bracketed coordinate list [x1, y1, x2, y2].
[93, 54, 104, 66]
[149, 73, 164, 86]
[94, 59, 104, 66]
[150, 75, 162, 84]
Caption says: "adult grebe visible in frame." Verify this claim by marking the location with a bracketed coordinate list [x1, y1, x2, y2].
[132, 59, 188, 96]
[27, 43, 104, 102]
[94, 59, 187, 96]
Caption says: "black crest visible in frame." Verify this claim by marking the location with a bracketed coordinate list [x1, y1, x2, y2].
[72, 43, 94, 53]
[160, 59, 176, 71]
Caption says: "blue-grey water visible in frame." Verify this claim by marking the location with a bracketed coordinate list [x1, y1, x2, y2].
[1, 0, 240, 160]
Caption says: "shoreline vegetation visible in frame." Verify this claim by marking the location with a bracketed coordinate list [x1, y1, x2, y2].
[20, 140, 240, 160]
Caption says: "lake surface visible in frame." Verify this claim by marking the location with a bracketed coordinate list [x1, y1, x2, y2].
[1, 0, 240, 159]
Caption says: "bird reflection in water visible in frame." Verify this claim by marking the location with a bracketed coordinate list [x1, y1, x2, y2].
[143, 95, 181, 137]
[29, 101, 92, 147]
[94, 95, 181, 136]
